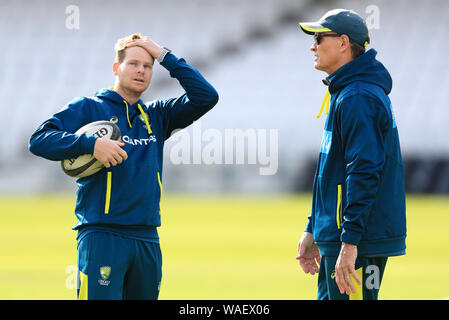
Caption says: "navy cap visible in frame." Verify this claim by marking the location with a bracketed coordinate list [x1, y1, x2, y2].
[299, 9, 369, 46]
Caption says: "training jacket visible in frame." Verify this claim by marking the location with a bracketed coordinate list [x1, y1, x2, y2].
[29, 53, 218, 242]
[305, 49, 406, 257]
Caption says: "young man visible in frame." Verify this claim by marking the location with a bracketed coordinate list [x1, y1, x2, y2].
[295, 9, 406, 300]
[29, 34, 218, 300]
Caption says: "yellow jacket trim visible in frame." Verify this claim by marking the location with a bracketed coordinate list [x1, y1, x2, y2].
[336, 184, 342, 229]
[157, 172, 163, 200]
[137, 104, 152, 135]
[123, 100, 132, 128]
[317, 89, 330, 118]
[104, 172, 112, 214]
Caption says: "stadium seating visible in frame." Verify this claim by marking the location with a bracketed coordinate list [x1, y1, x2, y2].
[1, 0, 448, 193]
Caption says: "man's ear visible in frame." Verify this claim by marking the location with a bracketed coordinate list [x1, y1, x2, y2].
[340, 34, 351, 52]
[112, 61, 119, 76]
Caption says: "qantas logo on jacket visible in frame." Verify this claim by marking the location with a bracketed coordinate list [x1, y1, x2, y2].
[122, 135, 156, 146]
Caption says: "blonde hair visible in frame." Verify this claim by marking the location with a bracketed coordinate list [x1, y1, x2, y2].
[114, 33, 142, 64]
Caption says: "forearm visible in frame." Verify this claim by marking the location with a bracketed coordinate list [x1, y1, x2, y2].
[29, 123, 96, 161]
[160, 53, 219, 107]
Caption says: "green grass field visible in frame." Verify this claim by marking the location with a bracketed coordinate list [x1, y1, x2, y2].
[0, 193, 448, 300]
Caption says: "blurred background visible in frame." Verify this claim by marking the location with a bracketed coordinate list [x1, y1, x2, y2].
[0, 0, 448, 300]
[1, 0, 448, 194]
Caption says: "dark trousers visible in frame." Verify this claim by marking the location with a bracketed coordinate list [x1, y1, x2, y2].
[317, 255, 388, 300]
[77, 231, 162, 300]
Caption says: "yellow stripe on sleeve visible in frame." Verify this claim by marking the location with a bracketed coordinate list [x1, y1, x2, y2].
[157, 172, 163, 200]
[336, 184, 342, 229]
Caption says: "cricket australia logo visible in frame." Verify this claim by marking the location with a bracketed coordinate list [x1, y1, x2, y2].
[138, 113, 150, 124]
[138, 112, 153, 131]
[98, 266, 111, 286]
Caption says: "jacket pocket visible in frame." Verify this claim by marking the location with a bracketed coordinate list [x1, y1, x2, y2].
[336, 184, 342, 229]
[104, 171, 112, 214]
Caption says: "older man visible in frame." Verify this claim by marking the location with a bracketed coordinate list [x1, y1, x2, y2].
[295, 9, 406, 300]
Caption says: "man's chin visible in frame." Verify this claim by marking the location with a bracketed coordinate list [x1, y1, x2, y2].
[130, 83, 150, 94]
[314, 62, 324, 71]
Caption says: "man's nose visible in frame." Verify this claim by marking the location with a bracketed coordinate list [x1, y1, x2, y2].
[310, 43, 317, 52]
[137, 64, 145, 73]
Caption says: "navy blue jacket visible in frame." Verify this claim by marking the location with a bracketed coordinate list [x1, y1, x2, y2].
[306, 49, 406, 257]
[29, 53, 218, 241]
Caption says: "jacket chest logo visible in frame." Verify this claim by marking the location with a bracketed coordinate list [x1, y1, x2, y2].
[320, 130, 332, 154]
[122, 135, 157, 146]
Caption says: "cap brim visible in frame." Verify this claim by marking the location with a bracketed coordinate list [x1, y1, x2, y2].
[298, 22, 332, 35]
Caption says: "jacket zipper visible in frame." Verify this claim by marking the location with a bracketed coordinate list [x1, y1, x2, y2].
[336, 184, 342, 229]
[104, 172, 112, 214]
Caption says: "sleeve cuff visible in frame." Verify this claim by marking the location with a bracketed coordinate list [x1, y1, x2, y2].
[305, 218, 313, 233]
[340, 228, 362, 246]
[159, 52, 181, 72]
[80, 134, 98, 155]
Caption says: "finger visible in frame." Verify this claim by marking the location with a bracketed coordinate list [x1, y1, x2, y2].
[336, 268, 350, 295]
[350, 269, 362, 285]
[346, 274, 355, 295]
[315, 254, 321, 266]
[108, 156, 118, 166]
[299, 258, 313, 274]
[123, 40, 137, 47]
[335, 273, 346, 294]
[110, 141, 127, 160]
[113, 153, 123, 165]
[344, 271, 361, 296]
[299, 259, 309, 273]
[117, 148, 128, 161]
[125, 41, 138, 47]
[126, 39, 147, 48]
[307, 259, 319, 275]
[304, 258, 318, 275]
[311, 258, 319, 274]
[310, 264, 318, 275]
[114, 141, 126, 155]
[314, 263, 320, 273]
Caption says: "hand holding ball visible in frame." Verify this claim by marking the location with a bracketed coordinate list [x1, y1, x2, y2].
[61, 121, 125, 178]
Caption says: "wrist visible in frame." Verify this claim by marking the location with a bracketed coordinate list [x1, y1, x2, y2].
[156, 47, 172, 63]
[154, 46, 163, 59]
[340, 242, 357, 257]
